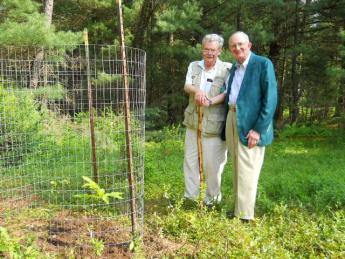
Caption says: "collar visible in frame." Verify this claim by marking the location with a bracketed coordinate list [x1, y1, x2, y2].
[198, 58, 220, 71]
[235, 52, 251, 69]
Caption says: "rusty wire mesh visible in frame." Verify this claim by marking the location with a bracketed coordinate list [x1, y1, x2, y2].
[0, 44, 145, 256]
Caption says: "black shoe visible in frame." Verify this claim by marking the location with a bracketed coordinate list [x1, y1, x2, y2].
[182, 198, 198, 210]
[204, 203, 217, 211]
[226, 210, 235, 219]
[226, 211, 252, 223]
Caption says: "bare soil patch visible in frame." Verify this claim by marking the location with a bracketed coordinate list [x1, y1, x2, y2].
[2, 202, 188, 258]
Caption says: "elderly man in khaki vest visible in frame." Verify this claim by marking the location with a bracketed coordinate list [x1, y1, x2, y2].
[183, 34, 232, 206]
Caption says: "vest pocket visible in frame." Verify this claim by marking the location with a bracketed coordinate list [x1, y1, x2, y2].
[203, 114, 224, 135]
[213, 76, 225, 87]
[183, 105, 197, 129]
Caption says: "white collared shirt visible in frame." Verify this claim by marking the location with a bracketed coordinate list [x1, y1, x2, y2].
[227, 52, 252, 104]
[185, 59, 220, 94]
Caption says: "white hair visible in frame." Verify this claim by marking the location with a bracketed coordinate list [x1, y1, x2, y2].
[229, 31, 250, 43]
[202, 34, 224, 48]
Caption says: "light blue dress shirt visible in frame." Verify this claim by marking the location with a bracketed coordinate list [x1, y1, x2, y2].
[228, 52, 252, 105]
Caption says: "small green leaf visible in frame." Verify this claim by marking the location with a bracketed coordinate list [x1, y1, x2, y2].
[129, 241, 135, 251]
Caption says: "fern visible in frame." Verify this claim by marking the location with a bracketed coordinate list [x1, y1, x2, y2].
[74, 176, 123, 204]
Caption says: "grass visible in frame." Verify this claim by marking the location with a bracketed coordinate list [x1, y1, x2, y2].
[144, 125, 345, 257]
[1, 124, 345, 257]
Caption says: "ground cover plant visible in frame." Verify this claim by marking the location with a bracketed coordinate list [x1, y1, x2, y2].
[144, 125, 345, 257]
[1, 123, 344, 257]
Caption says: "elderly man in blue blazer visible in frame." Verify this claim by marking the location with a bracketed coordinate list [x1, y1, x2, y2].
[223, 31, 277, 222]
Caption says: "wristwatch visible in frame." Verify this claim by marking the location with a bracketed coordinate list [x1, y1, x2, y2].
[208, 98, 213, 106]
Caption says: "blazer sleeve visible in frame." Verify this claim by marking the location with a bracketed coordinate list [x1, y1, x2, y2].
[253, 59, 278, 135]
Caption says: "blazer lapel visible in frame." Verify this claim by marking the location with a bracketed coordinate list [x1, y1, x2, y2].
[225, 64, 237, 103]
[237, 53, 256, 100]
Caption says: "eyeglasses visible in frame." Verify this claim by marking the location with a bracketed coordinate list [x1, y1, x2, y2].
[202, 48, 219, 54]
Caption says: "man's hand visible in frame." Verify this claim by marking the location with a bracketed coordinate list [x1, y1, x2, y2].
[194, 89, 208, 106]
[246, 129, 260, 149]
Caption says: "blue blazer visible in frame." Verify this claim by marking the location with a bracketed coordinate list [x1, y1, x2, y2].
[223, 52, 278, 146]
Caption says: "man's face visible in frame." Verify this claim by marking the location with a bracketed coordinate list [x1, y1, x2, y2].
[229, 34, 252, 64]
[202, 41, 221, 64]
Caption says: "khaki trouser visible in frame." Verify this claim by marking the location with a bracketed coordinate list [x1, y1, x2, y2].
[225, 108, 265, 219]
[183, 128, 227, 204]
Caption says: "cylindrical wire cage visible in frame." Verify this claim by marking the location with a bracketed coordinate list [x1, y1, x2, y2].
[0, 44, 145, 256]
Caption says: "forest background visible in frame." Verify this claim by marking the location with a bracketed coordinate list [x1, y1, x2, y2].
[1, 0, 344, 129]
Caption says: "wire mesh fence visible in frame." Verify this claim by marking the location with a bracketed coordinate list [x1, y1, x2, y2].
[0, 44, 146, 256]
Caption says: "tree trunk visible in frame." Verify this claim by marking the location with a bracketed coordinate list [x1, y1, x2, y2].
[290, 0, 310, 123]
[270, 13, 288, 129]
[132, 0, 160, 49]
[236, 2, 242, 31]
[290, 0, 300, 123]
[334, 95, 345, 117]
[44, 0, 54, 25]
[30, 0, 54, 88]
[275, 50, 287, 128]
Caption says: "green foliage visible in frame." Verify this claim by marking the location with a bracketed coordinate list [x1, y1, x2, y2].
[0, 226, 41, 258]
[146, 124, 184, 142]
[89, 235, 105, 257]
[155, 1, 203, 34]
[0, 86, 42, 135]
[53, 0, 117, 44]
[92, 239, 104, 256]
[49, 179, 71, 194]
[92, 71, 122, 85]
[145, 126, 185, 203]
[144, 127, 345, 257]
[147, 200, 344, 257]
[1, 0, 40, 18]
[1, 124, 344, 257]
[74, 176, 123, 204]
[0, 15, 81, 46]
[145, 107, 168, 130]
[2, 0, 342, 125]
[0, 85, 142, 205]
[26, 84, 66, 100]
[277, 124, 335, 138]
[258, 133, 345, 213]
[0, 85, 45, 165]
[0, 0, 82, 47]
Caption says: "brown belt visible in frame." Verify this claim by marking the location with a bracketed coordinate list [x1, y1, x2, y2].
[229, 105, 236, 112]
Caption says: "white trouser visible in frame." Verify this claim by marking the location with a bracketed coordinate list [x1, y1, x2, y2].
[225, 109, 265, 219]
[183, 128, 227, 204]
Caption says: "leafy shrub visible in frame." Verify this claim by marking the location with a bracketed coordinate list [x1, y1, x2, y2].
[277, 124, 334, 138]
[28, 84, 66, 100]
[0, 85, 45, 165]
[0, 227, 41, 258]
[145, 107, 168, 130]
[146, 124, 184, 142]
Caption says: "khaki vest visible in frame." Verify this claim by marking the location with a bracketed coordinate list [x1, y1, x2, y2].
[183, 61, 231, 136]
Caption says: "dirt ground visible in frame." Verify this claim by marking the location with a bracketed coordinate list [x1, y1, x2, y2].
[1, 204, 187, 258]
